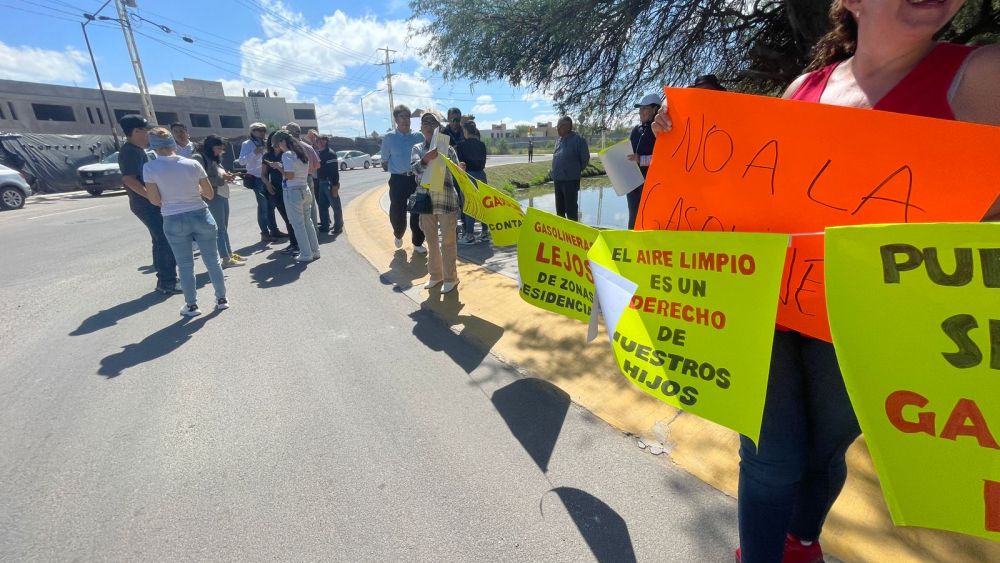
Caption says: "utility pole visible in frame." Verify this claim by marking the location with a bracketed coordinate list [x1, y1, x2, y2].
[376, 47, 396, 127]
[360, 99, 367, 138]
[81, 0, 119, 149]
[115, 0, 156, 123]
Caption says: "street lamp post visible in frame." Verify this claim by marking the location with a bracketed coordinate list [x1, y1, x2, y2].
[82, 0, 120, 149]
[360, 89, 383, 139]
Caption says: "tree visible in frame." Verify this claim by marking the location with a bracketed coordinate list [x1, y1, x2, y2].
[411, 0, 999, 121]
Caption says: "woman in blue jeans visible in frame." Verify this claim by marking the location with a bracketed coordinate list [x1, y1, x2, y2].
[142, 127, 228, 316]
[651, 1, 1000, 561]
[272, 131, 320, 262]
[193, 135, 244, 268]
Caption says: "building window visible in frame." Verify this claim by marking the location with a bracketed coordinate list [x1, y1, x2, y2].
[96, 107, 104, 124]
[219, 115, 243, 129]
[86, 107, 95, 124]
[293, 108, 316, 120]
[155, 111, 179, 125]
[32, 103, 76, 122]
[8, 102, 18, 120]
[190, 113, 211, 128]
[114, 109, 140, 122]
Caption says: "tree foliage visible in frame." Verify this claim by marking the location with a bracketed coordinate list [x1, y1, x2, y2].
[410, 0, 999, 122]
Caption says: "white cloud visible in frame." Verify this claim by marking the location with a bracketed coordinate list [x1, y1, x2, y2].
[0, 41, 89, 84]
[522, 89, 554, 110]
[471, 94, 497, 115]
[102, 81, 175, 95]
[237, 7, 431, 90]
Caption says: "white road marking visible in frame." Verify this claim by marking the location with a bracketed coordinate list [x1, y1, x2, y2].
[26, 205, 104, 220]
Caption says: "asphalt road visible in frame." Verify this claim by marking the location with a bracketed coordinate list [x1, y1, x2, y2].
[0, 158, 739, 561]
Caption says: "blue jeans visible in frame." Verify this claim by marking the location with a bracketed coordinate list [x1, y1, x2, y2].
[162, 208, 227, 305]
[316, 178, 344, 232]
[462, 169, 490, 237]
[737, 330, 861, 563]
[283, 185, 320, 259]
[129, 193, 177, 285]
[251, 176, 279, 235]
[205, 195, 232, 258]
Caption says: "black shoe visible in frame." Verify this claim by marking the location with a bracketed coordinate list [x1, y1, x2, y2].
[281, 246, 299, 255]
[156, 282, 182, 295]
[331, 226, 344, 235]
[317, 225, 330, 232]
[270, 231, 289, 239]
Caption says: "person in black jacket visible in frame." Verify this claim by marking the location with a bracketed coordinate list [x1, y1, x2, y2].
[455, 121, 490, 244]
[315, 135, 343, 234]
[627, 93, 661, 229]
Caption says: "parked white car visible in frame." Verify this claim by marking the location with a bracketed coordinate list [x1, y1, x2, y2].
[0, 163, 33, 210]
[336, 150, 373, 171]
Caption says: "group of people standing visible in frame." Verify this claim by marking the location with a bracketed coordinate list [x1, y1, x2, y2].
[380, 105, 491, 294]
[121, 115, 347, 316]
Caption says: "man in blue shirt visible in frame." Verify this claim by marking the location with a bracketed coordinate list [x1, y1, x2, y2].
[380, 105, 427, 252]
[550, 116, 590, 222]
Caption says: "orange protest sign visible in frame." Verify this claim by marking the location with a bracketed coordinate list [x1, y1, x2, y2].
[636, 88, 1000, 341]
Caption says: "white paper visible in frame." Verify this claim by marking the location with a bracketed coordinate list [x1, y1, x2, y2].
[599, 139, 646, 197]
[420, 129, 450, 192]
[586, 260, 638, 343]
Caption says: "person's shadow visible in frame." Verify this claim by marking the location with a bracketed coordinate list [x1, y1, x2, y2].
[544, 487, 637, 563]
[380, 249, 428, 292]
[249, 252, 307, 288]
[70, 291, 171, 336]
[408, 289, 504, 373]
[97, 312, 218, 378]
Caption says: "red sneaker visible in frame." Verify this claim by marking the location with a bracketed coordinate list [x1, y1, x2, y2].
[782, 534, 824, 563]
[734, 535, 824, 563]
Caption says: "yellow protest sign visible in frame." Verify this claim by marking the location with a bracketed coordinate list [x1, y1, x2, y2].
[826, 223, 1000, 542]
[443, 157, 525, 247]
[516, 208, 599, 322]
[588, 230, 788, 443]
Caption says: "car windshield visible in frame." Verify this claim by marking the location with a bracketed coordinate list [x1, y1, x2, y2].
[101, 152, 119, 164]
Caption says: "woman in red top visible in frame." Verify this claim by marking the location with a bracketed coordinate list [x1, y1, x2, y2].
[654, 2, 999, 562]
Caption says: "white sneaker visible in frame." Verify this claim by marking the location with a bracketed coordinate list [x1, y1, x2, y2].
[414, 244, 428, 254]
[295, 255, 316, 263]
[180, 303, 201, 317]
[441, 280, 459, 294]
[215, 297, 230, 311]
[424, 278, 443, 289]
[394, 237, 403, 249]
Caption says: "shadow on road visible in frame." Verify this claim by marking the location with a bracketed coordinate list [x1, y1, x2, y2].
[408, 289, 503, 373]
[545, 487, 637, 563]
[379, 249, 428, 292]
[70, 291, 171, 336]
[97, 311, 220, 378]
[249, 252, 307, 288]
[491, 378, 570, 474]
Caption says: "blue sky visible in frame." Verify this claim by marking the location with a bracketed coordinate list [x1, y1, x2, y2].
[0, 0, 561, 136]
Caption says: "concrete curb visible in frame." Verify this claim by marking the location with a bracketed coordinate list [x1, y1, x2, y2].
[345, 184, 999, 563]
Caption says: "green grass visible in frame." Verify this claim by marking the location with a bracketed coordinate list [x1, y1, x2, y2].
[486, 160, 607, 195]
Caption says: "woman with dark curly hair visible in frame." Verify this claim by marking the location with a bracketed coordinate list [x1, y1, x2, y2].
[193, 135, 244, 268]
[654, 2, 999, 562]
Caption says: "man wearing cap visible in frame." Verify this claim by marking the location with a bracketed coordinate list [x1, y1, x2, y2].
[240, 123, 285, 242]
[119, 114, 179, 295]
[690, 74, 727, 91]
[626, 93, 661, 229]
[550, 116, 590, 222]
[380, 105, 426, 252]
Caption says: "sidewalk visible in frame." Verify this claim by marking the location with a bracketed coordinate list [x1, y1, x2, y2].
[349, 184, 999, 563]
